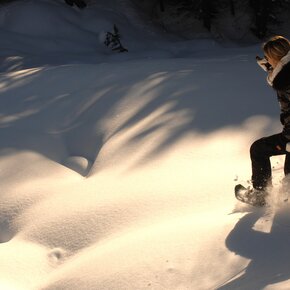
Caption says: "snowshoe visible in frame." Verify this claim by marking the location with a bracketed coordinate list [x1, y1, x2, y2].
[235, 184, 267, 207]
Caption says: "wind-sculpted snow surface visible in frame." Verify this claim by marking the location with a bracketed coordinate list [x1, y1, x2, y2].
[1, 1, 290, 290]
[0, 56, 289, 290]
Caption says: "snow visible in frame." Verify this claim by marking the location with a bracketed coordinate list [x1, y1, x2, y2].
[1, 0, 290, 289]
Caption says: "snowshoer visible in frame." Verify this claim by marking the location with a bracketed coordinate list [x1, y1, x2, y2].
[236, 35, 290, 206]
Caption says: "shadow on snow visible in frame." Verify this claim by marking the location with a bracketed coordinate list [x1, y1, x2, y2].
[219, 207, 290, 289]
[0, 57, 277, 175]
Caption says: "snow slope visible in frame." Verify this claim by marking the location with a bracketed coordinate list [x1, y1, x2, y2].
[1, 1, 290, 289]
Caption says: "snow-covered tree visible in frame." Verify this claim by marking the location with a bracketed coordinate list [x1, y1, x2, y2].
[104, 24, 128, 53]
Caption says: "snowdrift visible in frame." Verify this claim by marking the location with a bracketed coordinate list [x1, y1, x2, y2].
[1, 1, 290, 289]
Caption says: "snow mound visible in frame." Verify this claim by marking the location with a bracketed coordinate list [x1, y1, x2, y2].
[62, 156, 92, 176]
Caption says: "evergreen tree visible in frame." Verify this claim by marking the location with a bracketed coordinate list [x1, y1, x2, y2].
[229, 0, 235, 16]
[158, 0, 290, 39]
[159, 0, 165, 12]
[249, 0, 290, 39]
[249, 0, 273, 38]
[104, 25, 128, 53]
[163, 0, 218, 31]
[200, 0, 217, 31]
[64, 0, 87, 9]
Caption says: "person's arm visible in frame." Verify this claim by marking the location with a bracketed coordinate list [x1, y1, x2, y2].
[256, 56, 273, 72]
[278, 90, 290, 150]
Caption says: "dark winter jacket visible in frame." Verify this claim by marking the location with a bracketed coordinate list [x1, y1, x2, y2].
[267, 52, 290, 140]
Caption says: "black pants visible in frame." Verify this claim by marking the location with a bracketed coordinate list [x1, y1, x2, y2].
[250, 133, 290, 190]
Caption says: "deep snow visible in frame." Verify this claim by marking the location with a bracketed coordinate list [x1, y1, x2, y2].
[1, 1, 290, 289]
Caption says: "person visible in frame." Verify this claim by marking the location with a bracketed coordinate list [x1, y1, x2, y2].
[249, 35, 290, 201]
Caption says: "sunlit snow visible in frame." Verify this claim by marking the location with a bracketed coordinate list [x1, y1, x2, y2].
[1, 1, 290, 290]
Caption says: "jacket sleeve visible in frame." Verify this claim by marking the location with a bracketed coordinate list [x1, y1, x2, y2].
[282, 122, 290, 140]
[278, 90, 290, 140]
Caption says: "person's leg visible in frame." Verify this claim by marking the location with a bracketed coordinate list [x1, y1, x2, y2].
[284, 153, 290, 176]
[250, 133, 287, 190]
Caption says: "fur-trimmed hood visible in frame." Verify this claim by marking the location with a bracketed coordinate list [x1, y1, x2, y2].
[267, 50, 290, 91]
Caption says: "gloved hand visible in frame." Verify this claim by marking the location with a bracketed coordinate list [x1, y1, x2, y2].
[256, 56, 272, 72]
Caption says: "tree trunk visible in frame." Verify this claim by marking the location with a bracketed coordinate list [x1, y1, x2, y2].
[159, 0, 165, 12]
[230, 0, 235, 16]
